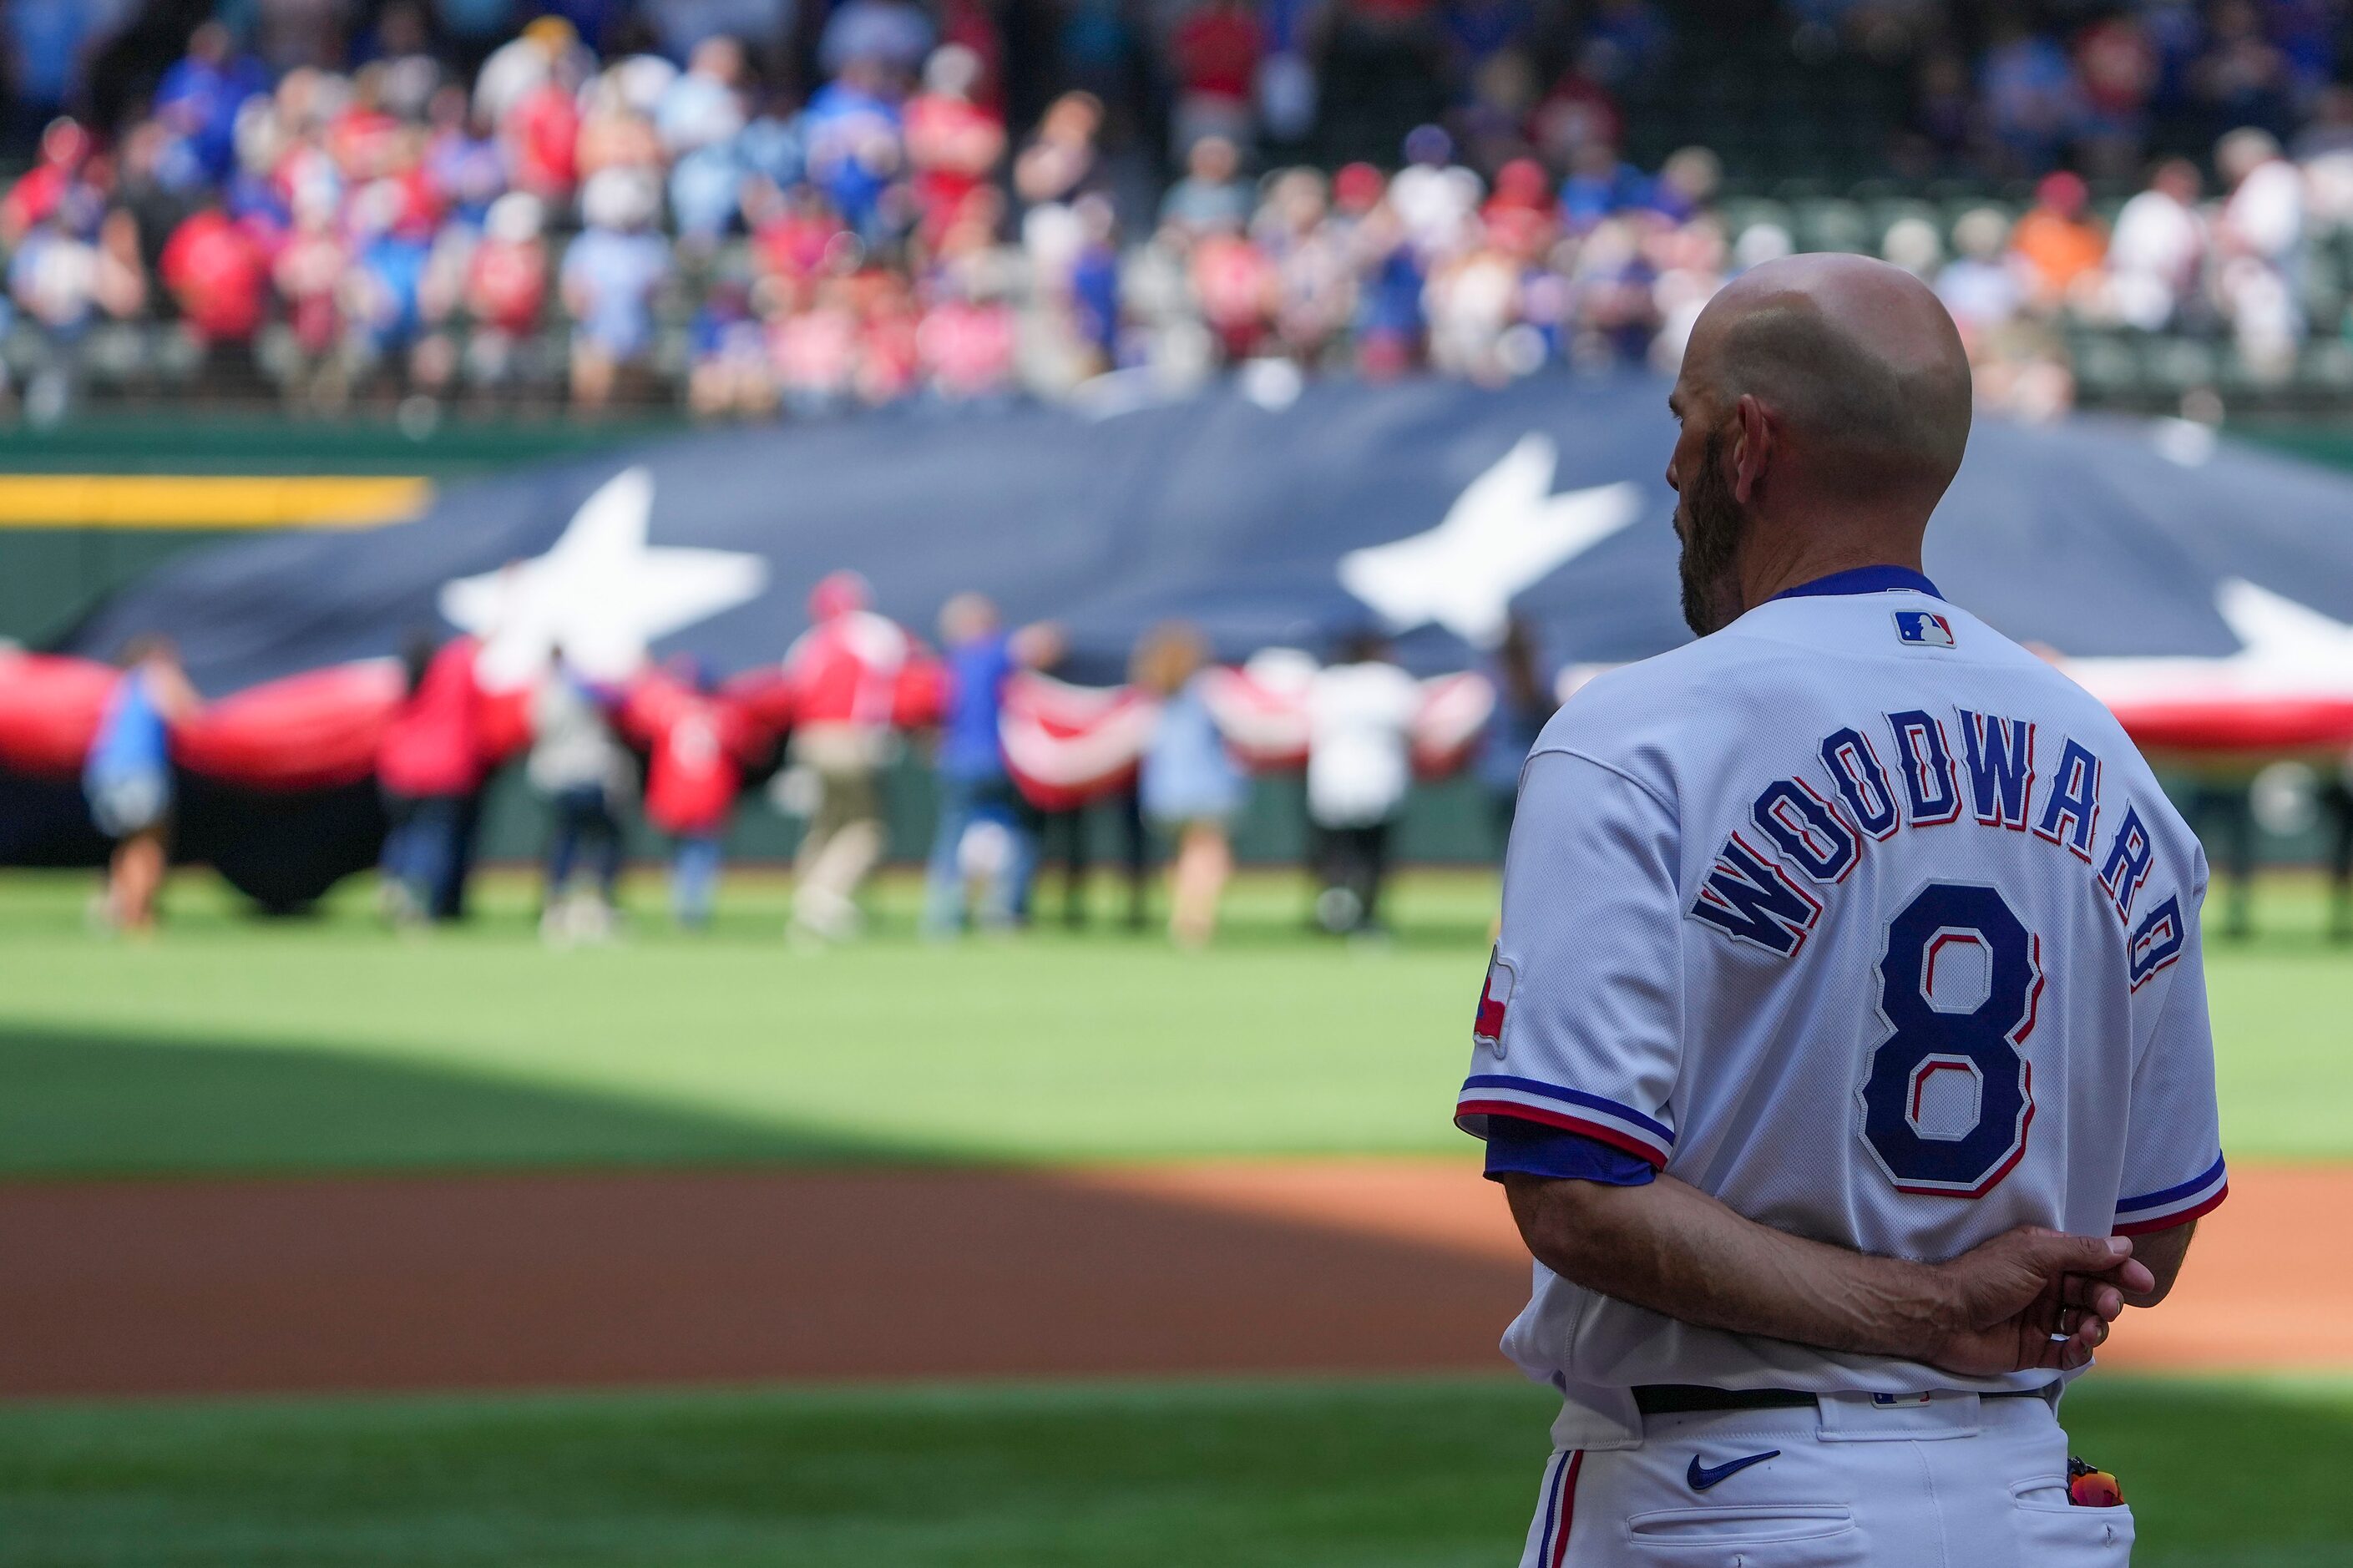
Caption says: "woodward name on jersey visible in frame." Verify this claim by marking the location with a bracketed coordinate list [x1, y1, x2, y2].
[1459, 583, 2224, 1450]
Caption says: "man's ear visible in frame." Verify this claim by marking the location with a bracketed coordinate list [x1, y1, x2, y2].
[1731, 393, 1772, 505]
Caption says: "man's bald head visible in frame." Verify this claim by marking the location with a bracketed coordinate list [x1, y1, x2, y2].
[1685, 253, 1972, 504]
[1664, 255, 1973, 635]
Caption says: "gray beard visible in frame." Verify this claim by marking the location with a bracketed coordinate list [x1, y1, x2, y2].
[1677, 432, 1748, 636]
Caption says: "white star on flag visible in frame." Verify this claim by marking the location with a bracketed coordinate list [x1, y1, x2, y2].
[438, 465, 768, 690]
[2063, 578, 2353, 706]
[1336, 433, 1647, 648]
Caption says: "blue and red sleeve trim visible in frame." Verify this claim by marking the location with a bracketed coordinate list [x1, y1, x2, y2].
[1455, 1074, 1675, 1169]
[1482, 1116, 1657, 1186]
[2113, 1153, 2229, 1235]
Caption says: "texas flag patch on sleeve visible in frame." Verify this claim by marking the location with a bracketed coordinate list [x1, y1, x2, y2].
[1893, 609, 1956, 648]
[1472, 949, 1516, 1055]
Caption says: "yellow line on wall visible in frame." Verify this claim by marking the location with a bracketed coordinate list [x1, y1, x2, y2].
[0, 475, 433, 529]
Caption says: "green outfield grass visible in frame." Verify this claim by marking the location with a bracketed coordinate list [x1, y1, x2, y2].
[3, 1374, 2347, 1568]
[0, 868, 2346, 1176]
[3, 870, 2346, 1568]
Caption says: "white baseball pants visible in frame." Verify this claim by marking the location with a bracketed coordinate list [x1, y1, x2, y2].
[1518, 1389, 2134, 1567]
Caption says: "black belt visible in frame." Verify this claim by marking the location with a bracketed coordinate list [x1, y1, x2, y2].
[1633, 1383, 2053, 1415]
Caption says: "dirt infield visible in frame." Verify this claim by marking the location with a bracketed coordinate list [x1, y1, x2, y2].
[0, 1161, 2342, 1399]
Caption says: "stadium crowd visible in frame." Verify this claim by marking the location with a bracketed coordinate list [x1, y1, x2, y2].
[1, 3, 2351, 418]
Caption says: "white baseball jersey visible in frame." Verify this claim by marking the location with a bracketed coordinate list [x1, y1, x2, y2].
[1458, 574, 2227, 1448]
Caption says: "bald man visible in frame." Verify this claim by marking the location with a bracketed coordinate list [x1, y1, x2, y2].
[1456, 256, 2220, 1565]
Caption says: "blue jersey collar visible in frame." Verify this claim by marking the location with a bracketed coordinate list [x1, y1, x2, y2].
[1770, 565, 1942, 602]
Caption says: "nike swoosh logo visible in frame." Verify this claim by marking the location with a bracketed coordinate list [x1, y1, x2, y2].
[1688, 1449, 1781, 1491]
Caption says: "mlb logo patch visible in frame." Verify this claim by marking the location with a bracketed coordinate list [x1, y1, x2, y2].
[1472, 949, 1516, 1055]
[1894, 609, 1956, 648]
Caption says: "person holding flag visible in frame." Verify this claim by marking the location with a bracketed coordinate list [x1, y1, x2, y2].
[624, 657, 767, 930]
[780, 570, 923, 942]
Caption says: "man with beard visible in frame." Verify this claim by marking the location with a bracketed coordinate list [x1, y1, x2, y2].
[1455, 254, 2222, 1565]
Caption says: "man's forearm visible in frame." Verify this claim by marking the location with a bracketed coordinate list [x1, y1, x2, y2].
[1501, 1171, 1953, 1362]
[2118, 1219, 2194, 1308]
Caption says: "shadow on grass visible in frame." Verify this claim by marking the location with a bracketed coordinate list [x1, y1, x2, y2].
[0, 1026, 936, 1180]
[0, 1377, 2345, 1568]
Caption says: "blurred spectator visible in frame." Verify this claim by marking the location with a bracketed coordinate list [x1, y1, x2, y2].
[2073, 8, 2158, 178]
[781, 570, 913, 942]
[1014, 91, 1106, 212]
[160, 208, 270, 357]
[923, 593, 1056, 937]
[2108, 159, 2205, 332]
[2008, 170, 2107, 311]
[1879, 215, 1944, 281]
[1260, 168, 1355, 363]
[1531, 44, 1626, 169]
[626, 657, 754, 931]
[2194, 0, 2295, 141]
[527, 646, 633, 943]
[1936, 207, 2022, 341]
[1389, 124, 1480, 255]
[660, 37, 751, 249]
[1305, 629, 1419, 936]
[273, 188, 350, 407]
[1169, 0, 1263, 154]
[688, 272, 776, 416]
[802, 57, 908, 241]
[1980, 14, 2083, 174]
[918, 276, 1019, 399]
[154, 23, 271, 186]
[904, 45, 1004, 244]
[3, 118, 96, 250]
[2214, 126, 2305, 380]
[461, 192, 551, 390]
[84, 636, 202, 936]
[1134, 621, 1244, 948]
[1160, 134, 1252, 236]
[561, 167, 670, 409]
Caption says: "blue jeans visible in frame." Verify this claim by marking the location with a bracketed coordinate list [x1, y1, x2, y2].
[545, 785, 622, 902]
[671, 833, 722, 928]
[383, 792, 464, 918]
[922, 773, 1036, 935]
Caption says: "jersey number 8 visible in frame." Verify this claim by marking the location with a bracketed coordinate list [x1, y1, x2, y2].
[1860, 883, 2041, 1197]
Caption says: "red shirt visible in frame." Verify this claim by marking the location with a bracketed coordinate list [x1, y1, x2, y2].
[326, 107, 404, 180]
[783, 609, 915, 726]
[160, 210, 269, 343]
[2, 162, 68, 235]
[917, 299, 1015, 398]
[624, 675, 757, 834]
[905, 94, 1004, 229]
[377, 638, 486, 797]
[468, 237, 547, 333]
[1171, 7, 1262, 100]
[508, 83, 580, 200]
